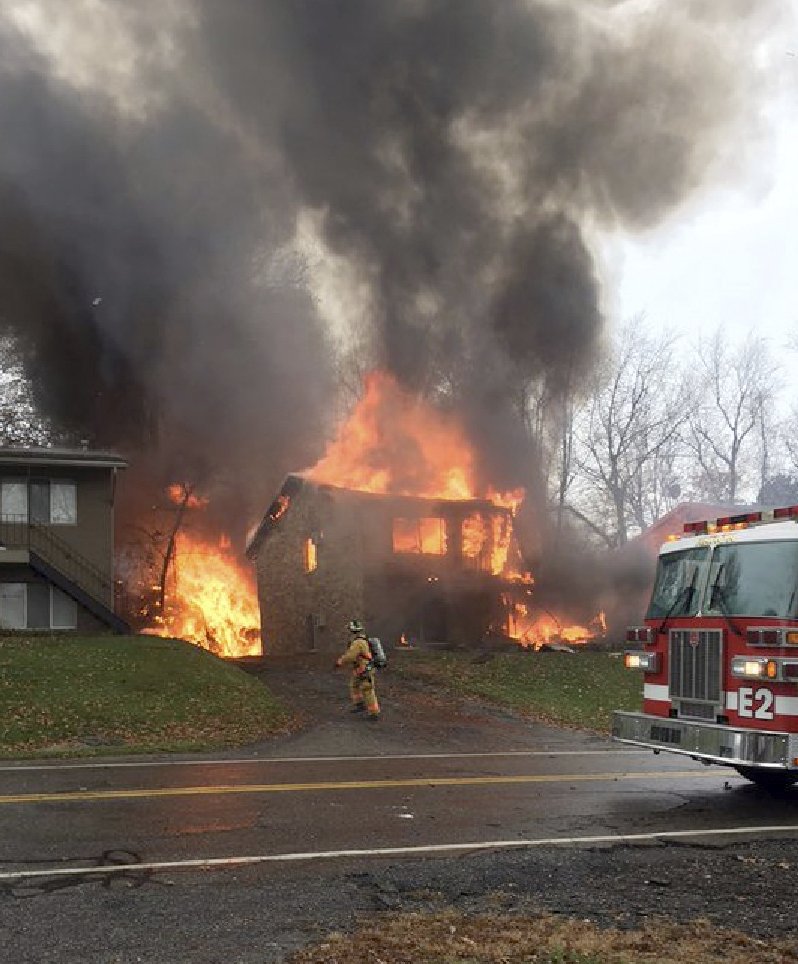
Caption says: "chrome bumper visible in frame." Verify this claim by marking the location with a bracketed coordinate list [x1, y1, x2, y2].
[612, 711, 798, 769]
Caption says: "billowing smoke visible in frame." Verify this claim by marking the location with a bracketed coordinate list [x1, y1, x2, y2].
[0, 0, 782, 520]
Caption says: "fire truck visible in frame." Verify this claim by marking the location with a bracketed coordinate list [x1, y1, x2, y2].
[613, 505, 798, 790]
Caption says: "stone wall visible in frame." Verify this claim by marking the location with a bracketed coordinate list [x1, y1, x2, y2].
[252, 483, 511, 654]
[253, 486, 365, 655]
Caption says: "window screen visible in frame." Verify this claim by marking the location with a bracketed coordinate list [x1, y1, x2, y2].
[51, 587, 77, 629]
[1, 482, 27, 521]
[50, 482, 77, 524]
[0, 583, 25, 629]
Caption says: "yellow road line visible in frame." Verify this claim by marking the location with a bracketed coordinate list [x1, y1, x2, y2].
[0, 769, 723, 806]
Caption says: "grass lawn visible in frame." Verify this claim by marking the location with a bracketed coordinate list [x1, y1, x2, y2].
[392, 649, 641, 732]
[288, 911, 797, 963]
[0, 634, 290, 758]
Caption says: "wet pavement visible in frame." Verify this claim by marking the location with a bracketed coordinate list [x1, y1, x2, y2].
[2, 653, 798, 962]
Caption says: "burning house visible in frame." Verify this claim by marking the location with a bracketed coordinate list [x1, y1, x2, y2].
[245, 372, 600, 655]
[246, 474, 522, 654]
[0, 5, 768, 662]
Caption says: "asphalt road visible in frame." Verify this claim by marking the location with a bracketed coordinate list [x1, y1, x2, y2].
[2, 657, 798, 962]
[0, 746, 791, 869]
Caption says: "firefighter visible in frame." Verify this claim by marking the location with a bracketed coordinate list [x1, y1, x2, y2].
[335, 619, 380, 720]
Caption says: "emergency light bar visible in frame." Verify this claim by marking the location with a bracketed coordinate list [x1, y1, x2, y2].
[746, 627, 798, 647]
[682, 505, 798, 537]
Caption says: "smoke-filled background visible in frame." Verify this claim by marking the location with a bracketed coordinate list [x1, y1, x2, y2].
[0, 0, 784, 536]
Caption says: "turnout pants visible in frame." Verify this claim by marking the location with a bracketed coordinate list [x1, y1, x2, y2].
[349, 671, 380, 716]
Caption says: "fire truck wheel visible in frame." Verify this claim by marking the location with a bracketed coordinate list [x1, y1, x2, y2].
[733, 766, 798, 791]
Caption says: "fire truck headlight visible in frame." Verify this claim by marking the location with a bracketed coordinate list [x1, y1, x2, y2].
[731, 657, 767, 679]
[624, 651, 658, 672]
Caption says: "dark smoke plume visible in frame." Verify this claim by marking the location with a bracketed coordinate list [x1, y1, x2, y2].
[0, 0, 782, 514]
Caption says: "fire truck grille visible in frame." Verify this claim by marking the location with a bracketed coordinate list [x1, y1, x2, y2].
[676, 700, 716, 721]
[669, 629, 722, 708]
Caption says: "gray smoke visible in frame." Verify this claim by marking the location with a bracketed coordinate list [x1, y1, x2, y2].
[0, 0, 782, 515]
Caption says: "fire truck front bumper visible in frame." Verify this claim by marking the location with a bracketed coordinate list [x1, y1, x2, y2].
[612, 711, 798, 769]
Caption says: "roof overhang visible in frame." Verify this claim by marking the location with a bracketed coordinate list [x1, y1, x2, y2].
[245, 472, 509, 558]
[0, 447, 128, 470]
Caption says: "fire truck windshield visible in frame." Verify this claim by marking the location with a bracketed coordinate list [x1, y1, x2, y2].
[646, 547, 708, 619]
[647, 540, 798, 621]
[703, 541, 798, 618]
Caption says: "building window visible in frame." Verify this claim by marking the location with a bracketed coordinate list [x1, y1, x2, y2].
[0, 480, 77, 525]
[462, 513, 491, 571]
[0, 583, 77, 630]
[0, 583, 26, 629]
[48, 481, 78, 524]
[303, 537, 318, 573]
[392, 517, 447, 555]
[0, 482, 27, 521]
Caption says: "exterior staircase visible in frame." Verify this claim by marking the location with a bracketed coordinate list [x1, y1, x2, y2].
[0, 516, 128, 633]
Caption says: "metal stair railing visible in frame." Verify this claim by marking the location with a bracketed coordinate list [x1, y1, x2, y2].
[0, 514, 112, 606]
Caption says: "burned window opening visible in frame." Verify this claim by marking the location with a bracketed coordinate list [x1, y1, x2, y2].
[268, 494, 291, 523]
[393, 517, 447, 556]
[303, 536, 318, 573]
[462, 512, 491, 572]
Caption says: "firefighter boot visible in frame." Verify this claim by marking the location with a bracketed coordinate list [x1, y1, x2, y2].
[350, 702, 365, 713]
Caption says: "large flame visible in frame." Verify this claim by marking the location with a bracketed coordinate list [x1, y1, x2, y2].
[506, 600, 607, 650]
[305, 371, 606, 646]
[308, 371, 523, 508]
[140, 372, 600, 657]
[144, 531, 261, 658]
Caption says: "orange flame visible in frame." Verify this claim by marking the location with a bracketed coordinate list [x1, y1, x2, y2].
[506, 603, 607, 650]
[307, 371, 521, 506]
[304, 370, 595, 649]
[167, 484, 209, 509]
[144, 531, 261, 658]
[306, 371, 525, 580]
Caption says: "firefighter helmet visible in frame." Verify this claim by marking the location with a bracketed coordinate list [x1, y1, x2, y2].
[348, 619, 365, 635]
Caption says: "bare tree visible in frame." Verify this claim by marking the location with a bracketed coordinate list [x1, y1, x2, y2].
[553, 387, 576, 534]
[687, 330, 778, 504]
[569, 320, 692, 547]
[117, 481, 203, 630]
[626, 427, 686, 533]
[0, 336, 50, 445]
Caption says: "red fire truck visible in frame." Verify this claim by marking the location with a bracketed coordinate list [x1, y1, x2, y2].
[613, 506, 798, 790]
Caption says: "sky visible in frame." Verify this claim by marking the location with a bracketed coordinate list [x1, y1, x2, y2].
[605, 20, 798, 348]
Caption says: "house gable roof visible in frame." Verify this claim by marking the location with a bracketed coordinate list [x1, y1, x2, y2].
[244, 473, 506, 558]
